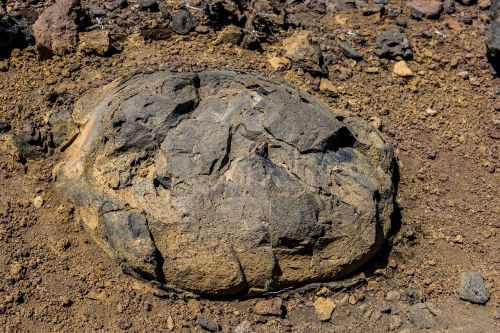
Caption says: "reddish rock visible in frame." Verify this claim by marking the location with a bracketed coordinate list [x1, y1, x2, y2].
[254, 297, 284, 316]
[33, 0, 83, 56]
[407, 0, 443, 18]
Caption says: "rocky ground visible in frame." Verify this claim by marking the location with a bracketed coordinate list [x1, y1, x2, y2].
[0, 0, 499, 332]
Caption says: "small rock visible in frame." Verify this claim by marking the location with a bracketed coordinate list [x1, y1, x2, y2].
[48, 109, 80, 151]
[459, 15, 473, 24]
[78, 30, 111, 55]
[33, 196, 44, 209]
[407, 303, 437, 329]
[254, 297, 284, 317]
[166, 316, 175, 330]
[140, 0, 158, 12]
[235, 321, 254, 333]
[282, 31, 322, 72]
[319, 78, 339, 97]
[217, 25, 243, 45]
[172, 9, 195, 35]
[389, 314, 402, 331]
[380, 303, 392, 314]
[313, 297, 336, 321]
[393, 60, 414, 77]
[407, 0, 443, 19]
[457, 272, 490, 304]
[60, 296, 73, 307]
[338, 41, 363, 60]
[187, 299, 201, 314]
[478, 0, 491, 9]
[426, 301, 442, 316]
[375, 30, 413, 60]
[197, 314, 220, 332]
[443, 0, 456, 13]
[386, 290, 401, 302]
[453, 234, 463, 244]
[268, 56, 291, 71]
[117, 319, 132, 330]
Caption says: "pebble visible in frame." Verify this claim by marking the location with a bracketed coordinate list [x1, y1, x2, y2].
[166, 316, 174, 331]
[187, 299, 201, 314]
[338, 41, 363, 60]
[380, 303, 392, 314]
[313, 297, 336, 321]
[253, 297, 284, 317]
[33, 196, 44, 208]
[393, 60, 414, 77]
[235, 321, 254, 333]
[457, 272, 490, 304]
[443, 0, 456, 13]
[197, 314, 220, 332]
[385, 290, 401, 302]
[407, 303, 436, 329]
[319, 78, 339, 97]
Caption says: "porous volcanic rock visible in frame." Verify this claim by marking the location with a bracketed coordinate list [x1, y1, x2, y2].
[55, 71, 396, 296]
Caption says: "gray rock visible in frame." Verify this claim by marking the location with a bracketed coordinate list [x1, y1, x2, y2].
[457, 272, 491, 304]
[486, 18, 500, 72]
[55, 71, 396, 296]
[374, 30, 413, 60]
[338, 41, 363, 60]
[197, 314, 220, 332]
[443, 0, 456, 13]
[172, 9, 195, 35]
[407, 303, 437, 329]
[48, 109, 79, 151]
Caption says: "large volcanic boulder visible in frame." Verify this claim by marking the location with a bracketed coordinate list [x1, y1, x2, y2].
[55, 71, 396, 296]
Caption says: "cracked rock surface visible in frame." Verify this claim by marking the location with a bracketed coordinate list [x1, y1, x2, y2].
[55, 70, 396, 296]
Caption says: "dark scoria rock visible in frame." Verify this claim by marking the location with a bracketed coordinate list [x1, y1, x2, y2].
[486, 18, 500, 72]
[55, 71, 396, 296]
[0, 11, 34, 57]
[375, 30, 413, 60]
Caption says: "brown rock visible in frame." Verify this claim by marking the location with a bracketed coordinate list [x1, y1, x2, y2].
[33, 0, 83, 56]
[313, 297, 336, 321]
[254, 297, 284, 316]
[282, 31, 321, 72]
[187, 299, 201, 315]
[78, 30, 111, 55]
[217, 25, 243, 45]
[393, 61, 414, 77]
[268, 56, 291, 71]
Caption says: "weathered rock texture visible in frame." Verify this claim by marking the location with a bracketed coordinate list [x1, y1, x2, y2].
[55, 71, 396, 296]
